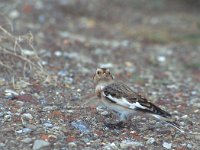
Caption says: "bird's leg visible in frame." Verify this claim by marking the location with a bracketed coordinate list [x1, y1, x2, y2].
[104, 113, 128, 129]
[104, 121, 126, 129]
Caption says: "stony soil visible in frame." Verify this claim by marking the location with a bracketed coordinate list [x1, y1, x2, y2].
[0, 0, 200, 149]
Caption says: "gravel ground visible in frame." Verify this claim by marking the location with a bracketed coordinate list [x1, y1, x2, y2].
[0, 0, 200, 149]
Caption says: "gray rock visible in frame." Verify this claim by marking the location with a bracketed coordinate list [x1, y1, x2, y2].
[67, 142, 77, 148]
[162, 142, 172, 149]
[54, 51, 62, 57]
[42, 106, 57, 111]
[100, 111, 109, 116]
[0, 143, 5, 147]
[157, 56, 166, 63]
[22, 113, 33, 120]
[43, 122, 53, 128]
[4, 114, 12, 122]
[21, 138, 32, 143]
[32, 140, 50, 150]
[71, 120, 90, 133]
[9, 10, 19, 19]
[187, 143, 192, 149]
[147, 137, 155, 144]
[120, 140, 143, 149]
[0, 112, 4, 117]
[15, 128, 32, 134]
[103, 142, 118, 150]
[99, 63, 114, 68]
[58, 69, 68, 76]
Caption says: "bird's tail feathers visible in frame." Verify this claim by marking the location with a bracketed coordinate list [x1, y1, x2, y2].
[152, 114, 184, 133]
[165, 120, 184, 133]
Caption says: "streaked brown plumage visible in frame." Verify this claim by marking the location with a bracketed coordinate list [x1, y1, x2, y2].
[93, 68, 183, 132]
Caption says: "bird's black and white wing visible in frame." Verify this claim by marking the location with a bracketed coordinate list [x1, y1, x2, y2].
[102, 82, 172, 119]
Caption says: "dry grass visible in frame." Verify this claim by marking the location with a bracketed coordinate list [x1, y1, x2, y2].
[0, 26, 47, 81]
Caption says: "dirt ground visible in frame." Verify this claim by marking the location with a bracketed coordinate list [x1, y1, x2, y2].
[0, 0, 200, 149]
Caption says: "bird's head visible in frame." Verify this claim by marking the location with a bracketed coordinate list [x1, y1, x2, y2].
[93, 68, 113, 84]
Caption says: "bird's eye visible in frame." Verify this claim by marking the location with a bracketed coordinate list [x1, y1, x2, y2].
[97, 71, 101, 74]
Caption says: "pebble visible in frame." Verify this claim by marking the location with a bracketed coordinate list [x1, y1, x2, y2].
[15, 101, 25, 106]
[21, 49, 36, 56]
[162, 142, 172, 149]
[147, 137, 155, 144]
[120, 140, 143, 149]
[0, 78, 5, 85]
[43, 122, 53, 128]
[42, 106, 57, 111]
[0, 112, 3, 117]
[54, 51, 62, 57]
[4, 114, 12, 122]
[15, 128, 32, 134]
[9, 10, 20, 19]
[5, 89, 18, 99]
[58, 69, 68, 76]
[96, 106, 106, 112]
[70, 94, 81, 101]
[194, 134, 200, 140]
[100, 111, 109, 116]
[181, 115, 188, 119]
[0, 143, 5, 147]
[103, 142, 118, 150]
[191, 91, 197, 95]
[68, 142, 77, 148]
[64, 52, 79, 59]
[157, 56, 166, 63]
[22, 113, 33, 120]
[99, 63, 113, 68]
[21, 138, 32, 143]
[187, 143, 192, 149]
[71, 120, 90, 133]
[32, 140, 50, 150]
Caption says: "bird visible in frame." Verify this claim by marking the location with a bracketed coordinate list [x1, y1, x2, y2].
[93, 68, 183, 132]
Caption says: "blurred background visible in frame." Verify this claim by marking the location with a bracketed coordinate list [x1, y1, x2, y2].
[0, 0, 200, 80]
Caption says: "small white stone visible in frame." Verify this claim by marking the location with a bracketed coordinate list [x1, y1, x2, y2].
[99, 63, 114, 68]
[104, 142, 118, 150]
[54, 51, 62, 57]
[15, 101, 25, 106]
[21, 49, 36, 56]
[181, 115, 188, 119]
[32, 140, 50, 150]
[5, 89, 18, 96]
[9, 10, 20, 19]
[96, 106, 106, 112]
[157, 56, 166, 62]
[43, 122, 53, 128]
[191, 91, 197, 95]
[120, 140, 143, 149]
[147, 137, 155, 144]
[101, 111, 109, 116]
[15, 128, 32, 134]
[187, 143, 192, 149]
[0, 143, 5, 147]
[162, 142, 172, 149]
[68, 142, 77, 148]
[4, 114, 12, 121]
[43, 106, 57, 111]
[22, 113, 33, 120]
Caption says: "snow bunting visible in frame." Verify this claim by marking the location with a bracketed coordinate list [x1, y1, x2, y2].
[93, 68, 183, 131]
